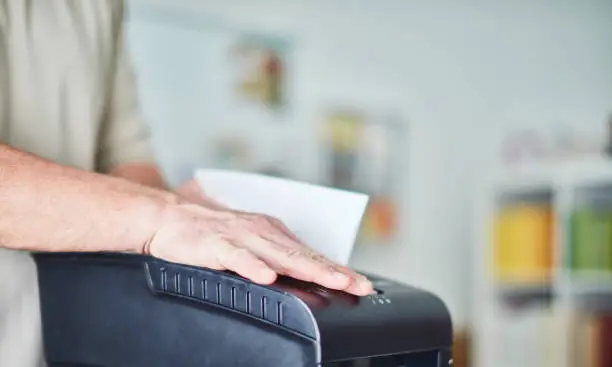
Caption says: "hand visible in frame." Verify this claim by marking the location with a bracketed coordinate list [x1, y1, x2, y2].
[143, 200, 373, 296]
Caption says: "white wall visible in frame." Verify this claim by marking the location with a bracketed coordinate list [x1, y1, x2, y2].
[127, 0, 612, 330]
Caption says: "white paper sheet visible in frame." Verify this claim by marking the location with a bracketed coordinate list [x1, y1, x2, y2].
[194, 169, 370, 265]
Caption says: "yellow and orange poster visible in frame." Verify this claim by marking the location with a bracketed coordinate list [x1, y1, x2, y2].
[321, 110, 403, 244]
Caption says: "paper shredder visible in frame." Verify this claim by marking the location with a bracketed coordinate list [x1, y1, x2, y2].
[34, 252, 453, 366]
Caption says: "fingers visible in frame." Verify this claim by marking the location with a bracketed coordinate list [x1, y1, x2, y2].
[254, 223, 374, 296]
[209, 234, 371, 296]
[213, 240, 277, 285]
[241, 231, 371, 295]
[334, 266, 374, 296]
[275, 247, 351, 290]
[273, 246, 372, 296]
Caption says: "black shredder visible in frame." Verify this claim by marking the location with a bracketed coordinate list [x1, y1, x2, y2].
[34, 252, 453, 367]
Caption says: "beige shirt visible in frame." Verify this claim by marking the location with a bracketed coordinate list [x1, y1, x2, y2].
[0, 1, 155, 365]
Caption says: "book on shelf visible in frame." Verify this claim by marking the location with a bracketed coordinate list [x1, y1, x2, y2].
[493, 203, 553, 284]
[570, 207, 612, 273]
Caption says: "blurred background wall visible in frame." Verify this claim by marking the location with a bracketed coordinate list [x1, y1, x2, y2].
[124, 1, 612, 366]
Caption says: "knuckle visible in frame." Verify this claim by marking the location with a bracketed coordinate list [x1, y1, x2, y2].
[278, 248, 304, 269]
[268, 216, 283, 226]
[283, 247, 302, 259]
[259, 215, 276, 227]
[302, 249, 328, 263]
[326, 263, 341, 273]
[307, 250, 325, 260]
[242, 214, 270, 229]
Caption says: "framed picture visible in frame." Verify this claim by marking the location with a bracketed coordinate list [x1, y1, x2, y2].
[320, 109, 405, 244]
[229, 33, 291, 112]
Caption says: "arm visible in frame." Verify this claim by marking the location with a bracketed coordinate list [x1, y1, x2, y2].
[96, 4, 166, 190]
[0, 4, 170, 254]
[0, 143, 172, 254]
[37, 4, 371, 294]
[0, 144, 371, 294]
[97, 13, 216, 205]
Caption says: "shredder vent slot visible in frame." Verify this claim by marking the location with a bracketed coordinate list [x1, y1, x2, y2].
[160, 267, 167, 291]
[174, 272, 181, 294]
[187, 276, 194, 297]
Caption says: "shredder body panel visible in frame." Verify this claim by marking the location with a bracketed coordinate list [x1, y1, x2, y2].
[36, 254, 317, 367]
[33, 253, 453, 367]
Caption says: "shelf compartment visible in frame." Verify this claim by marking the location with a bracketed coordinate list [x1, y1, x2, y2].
[493, 197, 554, 285]
[568, 187, 612, 274]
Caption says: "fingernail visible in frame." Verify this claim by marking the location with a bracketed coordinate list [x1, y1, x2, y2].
[359, 277, 373, 292]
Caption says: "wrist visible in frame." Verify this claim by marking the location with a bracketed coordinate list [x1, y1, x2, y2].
[122, 189, 180, 255]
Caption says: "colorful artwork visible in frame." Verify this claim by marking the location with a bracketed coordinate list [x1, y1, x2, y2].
[362, 197, 398, 241]
[230, 34, 290, 111]
[322, 111, 364, 190]
[321, 110, 404, 244]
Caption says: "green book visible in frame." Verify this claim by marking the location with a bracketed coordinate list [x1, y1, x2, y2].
[570, 208, 612, 272]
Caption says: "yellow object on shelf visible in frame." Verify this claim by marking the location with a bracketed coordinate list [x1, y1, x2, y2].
[493, 204, 554, 284]
[323, 112, 363, 153]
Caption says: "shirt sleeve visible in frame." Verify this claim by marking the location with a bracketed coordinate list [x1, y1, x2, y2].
[97, 4, 156, 173]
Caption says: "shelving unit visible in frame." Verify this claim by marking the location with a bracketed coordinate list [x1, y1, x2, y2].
[472, 157, 612, 367]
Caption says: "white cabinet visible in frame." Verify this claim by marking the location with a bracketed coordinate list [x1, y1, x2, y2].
[472, 158, 612, 367]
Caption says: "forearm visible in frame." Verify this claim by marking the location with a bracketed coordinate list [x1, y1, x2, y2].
[0, 144, 173, 254]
